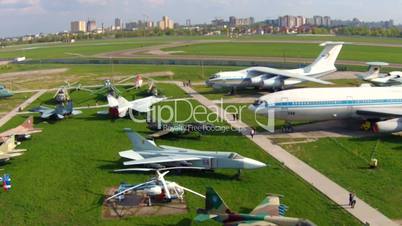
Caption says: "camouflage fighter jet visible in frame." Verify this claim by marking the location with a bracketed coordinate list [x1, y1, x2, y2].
[0, 136, 26, 162]
[195, 187, 316, 226]
[0, 116, 42, 142]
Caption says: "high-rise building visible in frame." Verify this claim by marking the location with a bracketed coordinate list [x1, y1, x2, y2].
[158, 16, 174, 30]
[278, 15, 298, 28]
[86, 20, 96, 32]
[313, 16, 323, 26]
[229, 16, 236, 27]
[323, 16, 331, 27]
[296, 16, 306, 27]
[115, 18, 121, 29]
[228, 16, 255, 27]
[186, 19, 191, 26]
[70, 21, 86, 33]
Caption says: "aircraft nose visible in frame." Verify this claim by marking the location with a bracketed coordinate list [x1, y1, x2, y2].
[205, 80, 213, 87]
[243, 157, 266, 169]
[248, 104, 257, 112]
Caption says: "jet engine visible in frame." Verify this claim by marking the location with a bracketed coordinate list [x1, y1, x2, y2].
[260, 77, 284, 91]
[375, 118, 402, 133]
[249, 75, 264, 86]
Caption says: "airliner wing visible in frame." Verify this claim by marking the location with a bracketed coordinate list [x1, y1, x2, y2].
[252, 67, 333, 85]
[123, 155, 201, 166]
[356, 108, 402, 117]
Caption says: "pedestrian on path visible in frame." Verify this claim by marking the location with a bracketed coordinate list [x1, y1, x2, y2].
[349, 192, 356, 208]
[250, 128, 255, 138]
[349, 192, 353, 206]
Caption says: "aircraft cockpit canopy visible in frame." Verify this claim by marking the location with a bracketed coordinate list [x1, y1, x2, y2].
[229, 153, 244, 160]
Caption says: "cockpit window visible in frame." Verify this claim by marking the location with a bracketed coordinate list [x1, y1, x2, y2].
[253, 99, 264, 106]
[229, 153, 244, 159]
[209, 75, 218, 79]
[247, 70, 266, 77]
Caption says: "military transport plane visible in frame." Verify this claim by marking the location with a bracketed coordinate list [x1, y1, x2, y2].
[115, 129, 266, 172]
[206, 42, 343, 92]
[356, 62, 402, 87]
[249, 86, 402, 133]
[195, 187, 316, 226]
[97, 94, 166, 118]
[30, 100, 82, 120]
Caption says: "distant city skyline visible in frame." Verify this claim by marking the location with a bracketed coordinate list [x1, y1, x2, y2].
[0, 0, 401, 37]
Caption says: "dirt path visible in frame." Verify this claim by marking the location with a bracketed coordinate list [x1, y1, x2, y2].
[0, 68, 69, 81]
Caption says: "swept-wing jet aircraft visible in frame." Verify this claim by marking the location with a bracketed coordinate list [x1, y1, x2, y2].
[115, 129, 266, 172]
[249, 86, 402, 133]
[206, 42, 343, 92]
[0, 136, 26, 162]
[0, 84, 13, 98]
[30, 100, 82, 120]
[356, 62, 402, 87]
[195, 187, 316, 226]
[0, 116, 42, 142]
[97, 94, 166, 118]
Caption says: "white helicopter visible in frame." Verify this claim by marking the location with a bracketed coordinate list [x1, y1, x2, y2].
[105, 167, 205, 205]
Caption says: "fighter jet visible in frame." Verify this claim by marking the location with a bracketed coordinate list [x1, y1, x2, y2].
[97, 94, 166, 118]
[195, 187, 316, 226]
[30, 100, 82, 120]
[356, 62, 402, 87]
[206, 42, 343, 92]
[115, 129, 266, 173]
[0, 136, 26, 162]
[0, 116, 42, 142]
[0, 84, 13, 99]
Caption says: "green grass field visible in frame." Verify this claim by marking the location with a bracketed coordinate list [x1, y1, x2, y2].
[281, 137, 402, 219]
[0, 39, 165, 60]
[0, 83, 360, 226]
[165, 42, 402, 64]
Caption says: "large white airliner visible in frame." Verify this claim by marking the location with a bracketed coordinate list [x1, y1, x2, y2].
[206, 42, 344, 91]
[249, 86, 402, 133]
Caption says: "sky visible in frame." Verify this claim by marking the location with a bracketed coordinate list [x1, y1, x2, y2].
[0, 0, 400, 37]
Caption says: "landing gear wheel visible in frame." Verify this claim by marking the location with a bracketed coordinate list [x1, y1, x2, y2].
[281, 123, 294, 133]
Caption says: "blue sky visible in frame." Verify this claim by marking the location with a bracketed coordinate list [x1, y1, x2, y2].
[0, 0, 399, 37]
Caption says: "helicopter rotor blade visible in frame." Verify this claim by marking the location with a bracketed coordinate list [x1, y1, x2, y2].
[157, 170, 171, 200]
[177, 185, 206, 199]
